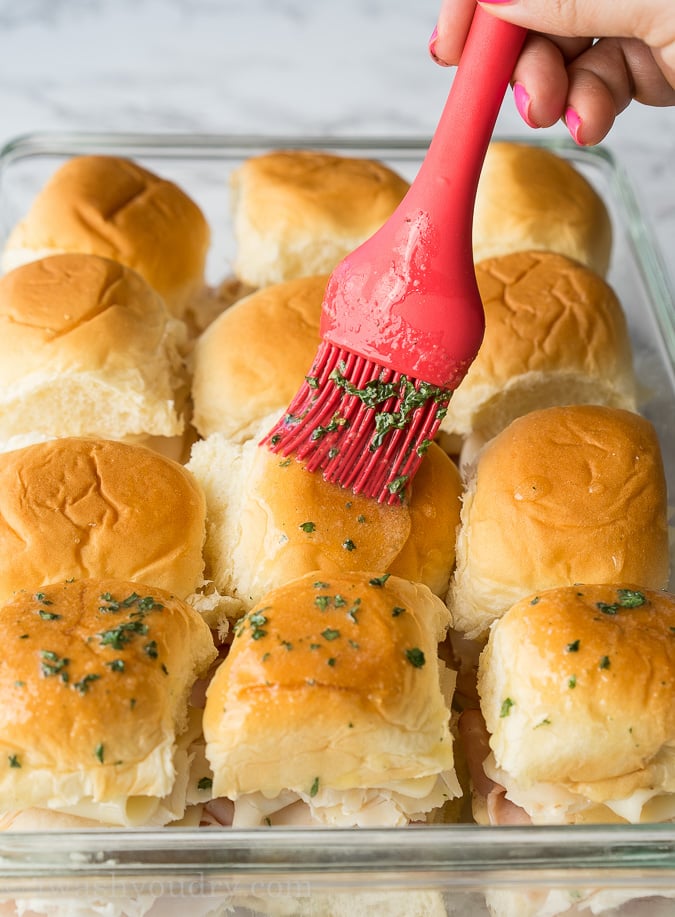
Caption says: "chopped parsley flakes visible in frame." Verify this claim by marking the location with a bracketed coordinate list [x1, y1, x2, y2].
[500, 698, 514, 718]
[234, 610, 269, 641]
[98, 593, 163, 615]
[72, 673, 101, 695]
[368, 574, 390, 587]
[40, 651, 70, 682]
[346, 600, 361, 623]
[405, 648, 425, 668]
[616, 589, 646, 608]
[596, 602, 619, 616]
[596, 589, 647, 616]
[98, 619, 148, 649]
[328, 365, 448, 453]
[387, 475, 408, 496]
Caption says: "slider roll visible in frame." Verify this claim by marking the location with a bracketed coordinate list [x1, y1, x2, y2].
[229, 149, 409, 287]
[473, 141, 612, 274]
[190, 275, 327, 442]
[0, 437, 207, 603]
[203, 571, 461, 826]
[1, 155, 210, 323]
[0, 254, 189, 452]
[439, 250, 637, 445]
[187, 428, 463, 611]
[449, 404, 670, 641]
[474, 584, 675, 825]
[0, 579, 217, 827]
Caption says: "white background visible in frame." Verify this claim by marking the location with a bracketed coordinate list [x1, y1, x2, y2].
[0, 0, 673, 289]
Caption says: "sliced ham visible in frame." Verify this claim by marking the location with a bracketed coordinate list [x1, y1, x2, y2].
[458, 708, 495, 797]
[190, 642, 229, 708]
[200, 797, 234, 827]
[458, 708, 531, 826]
[487, 785, 532, 826]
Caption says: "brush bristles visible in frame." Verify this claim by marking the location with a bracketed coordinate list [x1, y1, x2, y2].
[260, 341, 450, 504]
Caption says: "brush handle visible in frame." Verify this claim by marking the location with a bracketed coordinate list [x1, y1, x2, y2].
[418, 9, 527, 247]
[321, 7, 527, 388]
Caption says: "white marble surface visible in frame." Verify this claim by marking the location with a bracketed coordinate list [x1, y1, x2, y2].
[0, 0, 673, 291]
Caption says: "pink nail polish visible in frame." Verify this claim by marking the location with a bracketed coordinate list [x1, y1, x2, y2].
[565, 107, 583, 145]
[428, 25, 451, 66]
[513, 82, 536, 129]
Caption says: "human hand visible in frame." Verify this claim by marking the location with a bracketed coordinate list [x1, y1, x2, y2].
[429, 0, 675, 145]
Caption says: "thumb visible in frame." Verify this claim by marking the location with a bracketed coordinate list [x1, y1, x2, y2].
[478, 0, 674, 46]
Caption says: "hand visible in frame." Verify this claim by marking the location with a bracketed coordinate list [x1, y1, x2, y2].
[429, 0, 675, 145]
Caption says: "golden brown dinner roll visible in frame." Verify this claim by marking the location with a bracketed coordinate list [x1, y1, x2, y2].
[439, 250, 637, 446]
[0, 437, 206, 602]
[473, 141, 612, 274]
[187, 425, 463, 613]
[475, 584, 675, 825]
[190, 274, 326, 441]
[0, 253, 189, 453]
[1, 154, 210, 324]
[203, 571, 460, 826]
[229, 149, 409, 287]
[0, 578, 216, 826]
[449, 405, 670, 641]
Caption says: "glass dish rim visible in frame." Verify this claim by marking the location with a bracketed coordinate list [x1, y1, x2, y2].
[2, 129, 673, 371]
[0, 824, 673, 880]
[0, 130, 673, 882]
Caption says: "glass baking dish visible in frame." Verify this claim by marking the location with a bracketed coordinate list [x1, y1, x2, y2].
[0, 131, 673, 917]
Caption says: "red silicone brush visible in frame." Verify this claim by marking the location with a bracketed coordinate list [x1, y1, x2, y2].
[262, 7, 526, 503]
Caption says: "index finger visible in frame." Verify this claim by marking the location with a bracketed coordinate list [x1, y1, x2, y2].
[432, 0, 479, 65]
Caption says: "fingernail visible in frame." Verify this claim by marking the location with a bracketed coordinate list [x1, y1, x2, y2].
[565, 106, 584, 144]
[428, 25, 451, 66]
[513, 82, 537, 128]
[479, 0, 514, 4]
